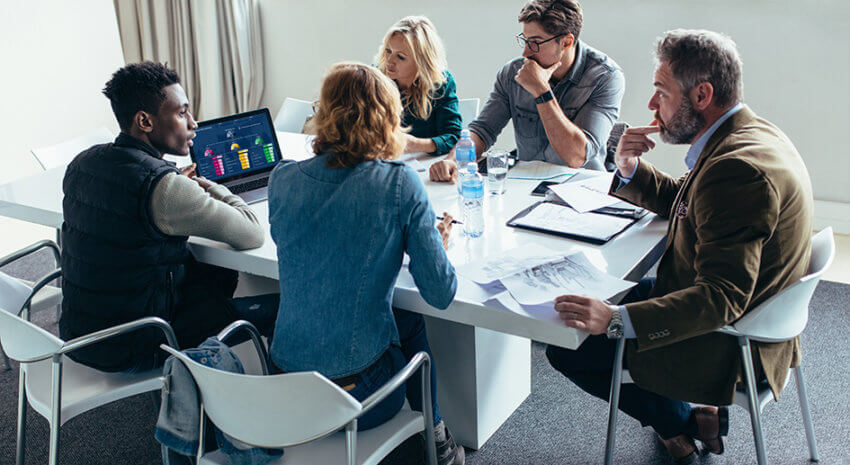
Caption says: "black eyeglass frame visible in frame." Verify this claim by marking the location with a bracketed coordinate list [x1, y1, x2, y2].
[516, 33, 566, 53]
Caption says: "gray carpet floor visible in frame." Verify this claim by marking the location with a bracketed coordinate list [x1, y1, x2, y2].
[1, 249, 848, 464]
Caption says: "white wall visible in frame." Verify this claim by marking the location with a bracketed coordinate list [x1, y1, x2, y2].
[0, 0, 124, 255]
[257, 0, 850, 226]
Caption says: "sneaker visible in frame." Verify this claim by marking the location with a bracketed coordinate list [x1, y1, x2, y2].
[434, 421, 465, 465]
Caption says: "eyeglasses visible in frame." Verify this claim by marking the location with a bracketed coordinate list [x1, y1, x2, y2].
[516, 33, 565, 53]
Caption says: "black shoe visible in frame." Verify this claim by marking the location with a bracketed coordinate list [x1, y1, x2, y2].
[434, 421, 465, 465]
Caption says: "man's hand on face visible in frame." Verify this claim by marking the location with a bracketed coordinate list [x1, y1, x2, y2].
[429, 159, 458, 184]
[553, 295, 614, 335]
[515, 59, 559, 97]
[180, 163, 197, 177]
[613, 125, 660, 177]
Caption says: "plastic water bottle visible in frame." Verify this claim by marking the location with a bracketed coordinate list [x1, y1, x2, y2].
[455, 129, 476, 170]
[460, 164, 485, 238]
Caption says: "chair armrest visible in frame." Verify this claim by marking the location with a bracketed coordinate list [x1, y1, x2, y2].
[360, 351, 430, 413]
[57, 316, 179, 356]
[216, 320, 270, 375]
[715, 325, 741, 337]
[0, 240, 61, 268]
[20, 268, 63, 318]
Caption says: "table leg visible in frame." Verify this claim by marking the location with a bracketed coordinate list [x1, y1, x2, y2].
[424, 316, 531, 450]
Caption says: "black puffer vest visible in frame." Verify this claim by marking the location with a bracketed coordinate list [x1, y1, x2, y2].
[59, 134, 190, 371]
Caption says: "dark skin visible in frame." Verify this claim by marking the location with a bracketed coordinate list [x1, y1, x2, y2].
[124, 83, 209, 188]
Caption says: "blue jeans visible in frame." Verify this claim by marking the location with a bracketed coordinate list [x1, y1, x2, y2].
[545, 278, 694, 439]
[345, 309, 444, 431]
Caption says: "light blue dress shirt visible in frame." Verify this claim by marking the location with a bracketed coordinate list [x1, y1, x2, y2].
[615, 103, 744, 338]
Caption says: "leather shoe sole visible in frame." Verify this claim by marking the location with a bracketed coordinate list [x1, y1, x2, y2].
[694, 405, 728, 455]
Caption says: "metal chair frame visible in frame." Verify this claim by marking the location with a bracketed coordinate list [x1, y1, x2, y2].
[161, 322, 437, 465]
[0, 240, 62, 370]
[604, 228, 833, 465]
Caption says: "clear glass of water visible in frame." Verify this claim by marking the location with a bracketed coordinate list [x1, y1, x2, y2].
[486, 149, 508, 195]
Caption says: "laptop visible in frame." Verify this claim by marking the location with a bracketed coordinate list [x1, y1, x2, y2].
[190, 108, 282, 204]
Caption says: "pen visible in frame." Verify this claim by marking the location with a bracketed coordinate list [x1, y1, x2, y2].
[436, 215, 463, 225]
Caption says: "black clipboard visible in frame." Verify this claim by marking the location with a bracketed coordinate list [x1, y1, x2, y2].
[506, 200, 646, 244]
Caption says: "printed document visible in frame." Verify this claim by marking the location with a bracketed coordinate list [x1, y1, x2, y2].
[512, 202, 632, 240]
[501, 252, 635, 305]
[507, 160, 576, 180]
[456, 244, 566, 284]
[547, 173, 620, 213]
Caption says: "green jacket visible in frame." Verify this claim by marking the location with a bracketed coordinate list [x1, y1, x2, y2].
[611, 106, 814, 405]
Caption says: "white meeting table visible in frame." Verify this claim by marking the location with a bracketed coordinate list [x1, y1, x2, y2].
[0, 136, 667, 448]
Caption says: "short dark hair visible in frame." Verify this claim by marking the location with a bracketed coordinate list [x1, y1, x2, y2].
[655, 29, 744, 108]
[518, 0, 583, 39]
[102, 61, 181, 131]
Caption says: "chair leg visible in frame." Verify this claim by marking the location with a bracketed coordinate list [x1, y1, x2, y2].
[739, 337, 768, 465]
[48, 357, 63, 465]
[794, 367, 820, 462]
[16, 367, 27, 465]
[422, 356, 437, 465]
[345, 420, 358, 465]
[604, 337, 627, 465]
[2, 347, 10, 371]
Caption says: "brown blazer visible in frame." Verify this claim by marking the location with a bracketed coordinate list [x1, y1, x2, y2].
[610, 106, 813, 406]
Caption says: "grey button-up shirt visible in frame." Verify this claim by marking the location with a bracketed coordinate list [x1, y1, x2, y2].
[468, 40, 625, 170]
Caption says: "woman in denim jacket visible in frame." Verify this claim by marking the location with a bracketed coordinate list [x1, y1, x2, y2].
[267, 62, 465, 465]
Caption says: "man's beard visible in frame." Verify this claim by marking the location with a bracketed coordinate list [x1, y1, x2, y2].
[657, 96, 705, 145]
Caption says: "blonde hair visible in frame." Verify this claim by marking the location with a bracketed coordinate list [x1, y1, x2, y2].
[310, 62, 405, 169]
[376, 16, 448, 121]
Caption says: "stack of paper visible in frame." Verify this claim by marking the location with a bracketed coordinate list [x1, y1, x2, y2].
[507, 160, 576, 180]
[455, 244, 635, 313]
[547, 173, 619, 213]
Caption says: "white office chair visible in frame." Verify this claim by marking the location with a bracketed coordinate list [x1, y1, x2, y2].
[0, 240, 63, 371]
[0, 276, 178, 465]
[274, 98, 315, 133]
[31, 127, 114, 170]
[458, 98, 480, 129]
[160, 336, 438, 465]
[603, 227, 834, 465]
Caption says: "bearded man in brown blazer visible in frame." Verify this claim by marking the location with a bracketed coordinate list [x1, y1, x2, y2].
[545, 29, 814, 463]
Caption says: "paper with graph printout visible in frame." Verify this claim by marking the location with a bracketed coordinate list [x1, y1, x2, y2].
[506, 160, 576, 180]
[500, 252, 635, 305]
[547, 172, 620, 213]
[455, 244, 565, 284]
[512, 202, 633, 241]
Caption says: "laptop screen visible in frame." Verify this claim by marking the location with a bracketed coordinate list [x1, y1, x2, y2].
[190, 109, 281, 183]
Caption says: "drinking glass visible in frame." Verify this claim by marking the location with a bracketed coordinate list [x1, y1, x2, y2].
[486, 149, 508, 195]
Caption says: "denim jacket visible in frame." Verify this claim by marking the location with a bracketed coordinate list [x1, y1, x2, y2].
[155, 338, 283, 464]
[268, 154, 457, 379]
[468, 40, 625, 170]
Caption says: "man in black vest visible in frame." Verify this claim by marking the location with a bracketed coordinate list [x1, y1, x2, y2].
[60, 62, 276, 372]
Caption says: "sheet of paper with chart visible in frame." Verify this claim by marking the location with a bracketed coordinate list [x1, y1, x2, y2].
[455, 244, 567, 284]
[512, 202, 633, 241]
[500, 252, 635, 305]
[507, 160, 576, 181]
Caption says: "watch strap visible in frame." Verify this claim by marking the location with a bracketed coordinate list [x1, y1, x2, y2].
[534, 90, 555, 105]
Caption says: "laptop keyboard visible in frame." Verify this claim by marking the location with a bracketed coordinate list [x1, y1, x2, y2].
[229, 177, 269, 194]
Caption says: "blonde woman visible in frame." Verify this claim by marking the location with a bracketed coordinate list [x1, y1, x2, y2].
[377, 16, 462, 155]
[267, 63, 465, 465]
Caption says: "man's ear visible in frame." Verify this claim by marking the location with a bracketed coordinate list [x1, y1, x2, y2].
[134, 111, 154, 134]
[562, 33, 575, 50]
[690, 82, 714, 112]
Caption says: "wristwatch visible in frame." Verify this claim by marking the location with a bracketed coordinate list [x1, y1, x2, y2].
[607, 306, 624, 339]
[534, 89, 555, 105]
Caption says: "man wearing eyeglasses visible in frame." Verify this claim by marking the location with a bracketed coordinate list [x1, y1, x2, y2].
[430, 0, 624, 182]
